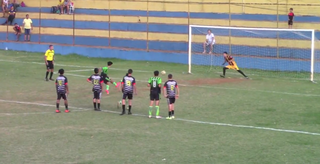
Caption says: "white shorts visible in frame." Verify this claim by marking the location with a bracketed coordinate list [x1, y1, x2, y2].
[205, 42, 215, 46]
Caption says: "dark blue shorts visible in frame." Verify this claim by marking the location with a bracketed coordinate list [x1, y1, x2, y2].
[25, 29, 30, 35]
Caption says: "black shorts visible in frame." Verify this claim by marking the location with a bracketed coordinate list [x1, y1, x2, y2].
[288, 20, 293, 25]
[57, 93, 67, 100]
[150, 92, 160, 101]
[123, 93, 133, 100]
[46, 61, 54, 69]
[93, 91, 101, 99]
[167, 98, 176, 104]
[25, 29, 30, 35]
[100, 72, 110, 83]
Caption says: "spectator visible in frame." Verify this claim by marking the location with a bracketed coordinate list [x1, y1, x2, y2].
[22, 14, 32, 41]
[13, 23, 21, 41]
[57, 0, 64, 14]
[288, 8, 294, 29]
[2, 6, 15, 25]
[69, 0, 74, 14]
[64, 0, 69, 14]
[203, 29, 215, 54]
[11, 0, 19, 11]
[2, 0, 8, 17]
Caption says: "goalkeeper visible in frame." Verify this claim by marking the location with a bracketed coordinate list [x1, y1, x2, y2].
[100, 61, 118, 94]
[220, 52, 249, 79]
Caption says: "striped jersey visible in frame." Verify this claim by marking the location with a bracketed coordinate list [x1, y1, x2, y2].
[225, 55, 234, 65]
[164, 80, 178, 98]
[148, 76, 161, 93]
[88, 74, 103, 91]
[122, 75, 136, 94]
[56, 75, 68, 93]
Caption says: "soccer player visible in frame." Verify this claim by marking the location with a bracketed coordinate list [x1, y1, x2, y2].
[220, 52, 248, 79]
[203, 29, 215, 54]
[120, 69, 137, 115]
[55, 69, 69, 113]
[100, 61, 118, 94]
[163, 74, 179, 120]
[87, 68, 104, 111]
[288, 8, 294, 29]
[44, 45, 54, 81]
[148, 70, 162, 119]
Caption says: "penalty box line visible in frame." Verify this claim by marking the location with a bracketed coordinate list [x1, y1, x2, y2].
[0, 99, 320, 136]
[0, 59, 319, 97]
[65, 73, 320, 97]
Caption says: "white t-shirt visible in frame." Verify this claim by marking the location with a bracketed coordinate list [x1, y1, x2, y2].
[3, 0, 8, 5]
[206, 33, 215, 44]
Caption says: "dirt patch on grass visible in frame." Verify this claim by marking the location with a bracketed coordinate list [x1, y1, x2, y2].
[186, 78, 245, 86]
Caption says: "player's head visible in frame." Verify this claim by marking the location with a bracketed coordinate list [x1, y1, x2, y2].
[207, 29, 211, 34]
[58, 69, 64, 75]
[26, 14, 29, 18]
[14, 23, 18, 27]
[154, 70, 159, 76]
[49, 45, 53, 50]
[290, 8, 293, 12]
[223, 52, 228, 57]
[128, 69, 133, 75]
[168, 74, 173, 79]
[94, 68, 99, 74]
[107, 61, 113, 67]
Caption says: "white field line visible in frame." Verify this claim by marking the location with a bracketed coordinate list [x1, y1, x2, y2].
[0, 59, 319, 97]
[0, 99, 320, 136]
[0, 100, 90, 116]
[66, 69, 92, 73]
[65, 73, 320, 97]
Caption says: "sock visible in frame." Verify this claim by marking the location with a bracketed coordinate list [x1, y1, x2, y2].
[56, 103, 59, 109]
[93, 102, 96, 109]
[223, 67, 227, 76]
[172, 110, 174, 116]
[237, 70, 247, 77]
[168, 111, 172, 117]
[156, 106, 160, 116]
[65, 104, 68, 110]
[98, 103, 100, 109]
[106, 85, 110, 91]
[128, 105, 131, 112]
[113, 82, 117, 86]
[50, 72, 53, 79]
[149, 106, 153, 116]
[46, 72, 49, 79]
[122, 105, 125, 113]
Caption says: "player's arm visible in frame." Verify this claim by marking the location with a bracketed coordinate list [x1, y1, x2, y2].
[147, 78, 151, 87]
[52, 55, 55, 64]
[99, 79, 103, 90]
[222, 58, 227, 65]
[87, 76, 92, 83]
[163, 83, 167, 98]
[121, 78, 125, 92]
[133, 78, 137, 95]
[44, 51, 48, 65]
[65, 78, 69, 94]
[175, 83, 179, 98]
[158, 78, 162, 94]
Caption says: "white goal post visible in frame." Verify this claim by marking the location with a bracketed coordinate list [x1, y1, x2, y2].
[188, 25, 316, 81]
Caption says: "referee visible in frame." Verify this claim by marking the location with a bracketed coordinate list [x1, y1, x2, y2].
[44, 45, 55, 81]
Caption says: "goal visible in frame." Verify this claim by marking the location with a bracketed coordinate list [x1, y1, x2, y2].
[188, 25, 318, 82]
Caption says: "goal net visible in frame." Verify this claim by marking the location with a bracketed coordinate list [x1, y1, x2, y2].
[188, 25, 319, 81]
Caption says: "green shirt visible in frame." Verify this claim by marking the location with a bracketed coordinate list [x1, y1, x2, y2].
[102, 67, 109, 74]
[148, 77, 162, 93]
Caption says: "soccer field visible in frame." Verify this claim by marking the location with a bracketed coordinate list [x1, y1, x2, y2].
[0, 50, 320, 164]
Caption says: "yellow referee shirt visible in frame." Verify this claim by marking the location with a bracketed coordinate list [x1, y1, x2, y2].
[45, 49, 54, 61]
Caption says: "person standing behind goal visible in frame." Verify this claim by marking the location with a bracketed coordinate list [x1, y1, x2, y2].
[203, 29, 215, 54]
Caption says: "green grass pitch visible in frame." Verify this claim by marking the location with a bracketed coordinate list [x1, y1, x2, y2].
[0, 50, 320, 164]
